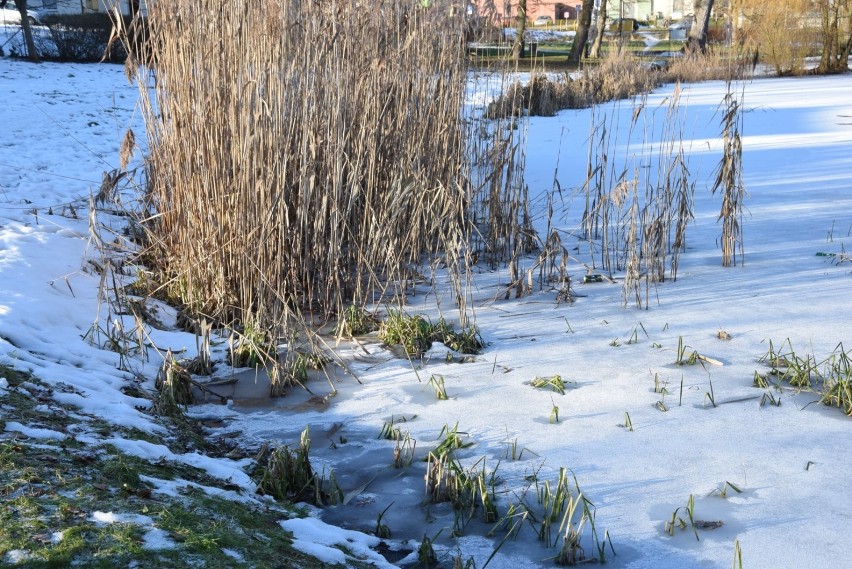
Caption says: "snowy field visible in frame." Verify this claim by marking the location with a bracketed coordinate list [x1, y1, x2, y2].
[1, 54, 851, 569]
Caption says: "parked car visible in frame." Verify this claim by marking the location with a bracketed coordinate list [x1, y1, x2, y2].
[0, 1, 42, 26]
[533, 15, 553, 27]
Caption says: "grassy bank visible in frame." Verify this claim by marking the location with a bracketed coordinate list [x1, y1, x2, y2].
[0, 365, 333, 568]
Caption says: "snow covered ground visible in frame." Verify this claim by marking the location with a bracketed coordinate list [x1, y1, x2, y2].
[1, 54, 851, 569]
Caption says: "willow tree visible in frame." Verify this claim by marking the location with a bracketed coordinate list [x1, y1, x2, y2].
[738, 0, 811, 75]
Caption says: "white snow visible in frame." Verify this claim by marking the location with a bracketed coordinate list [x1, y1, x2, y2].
[280, 517, 398, 569]
[1, 49, 850, 569]
[142, 528, 178, 551]
[90, 511, 153, 525]
[89, 511, 178, 550]
[3, 421, 67, 440]
[4, 549, 31, 564]
[221, 548, 245, 562]
[139, 474, 261, 504]
[104, 437, 256, 491]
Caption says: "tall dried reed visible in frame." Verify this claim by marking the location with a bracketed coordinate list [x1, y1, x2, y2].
[467, 111, 534, 270]
[120, 0, 471, 340]
[465, 69, 537, 304]
[712, 81, 747, 267]
[642, 83, 696, 285]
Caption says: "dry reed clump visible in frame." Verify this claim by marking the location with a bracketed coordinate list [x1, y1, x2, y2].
[482, 75, 563, 118]
[466, 74, 535, 277]
[485, 54, 660, 118]
[484, 49, 756, 120]
[577, 84, 697, 308]
[661, 48, 754, 83]
[120, 0, 471, 341]
[483, 81, 529, 119]
[571, 54, 660, 108]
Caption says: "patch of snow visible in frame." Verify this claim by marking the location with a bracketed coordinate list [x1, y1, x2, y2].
[90, 511, 119, 524]
[3, 421, 67, 440]
[105, 437, 255, 491]
[142, 528, 178, 550]
[285, 538, 347, 565]
[88, 511, 176, 550]
[90, 511, 154, 525]
[139, 474, 263, 504]
[280, 517, 398, 569]
[221, 548, 244, 562]
[4, 549, 31, 564]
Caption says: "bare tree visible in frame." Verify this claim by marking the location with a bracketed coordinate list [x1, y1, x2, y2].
[588, 0, 608, 58]
[512, 0, 527, 59]
[687, 0, 715, 53]
[569, 0, 594, 63]
[0, 0, 38, 61]
[816, 0, 852, 73]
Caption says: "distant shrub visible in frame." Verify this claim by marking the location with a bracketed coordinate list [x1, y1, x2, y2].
[39, 13, 132, 63]
[661, 48, 753, 83]
[705, 24, 728, 44]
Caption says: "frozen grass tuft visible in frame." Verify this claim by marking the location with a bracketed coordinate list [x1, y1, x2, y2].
[760, 340, 852, 415]
[379, 311, 483, 358]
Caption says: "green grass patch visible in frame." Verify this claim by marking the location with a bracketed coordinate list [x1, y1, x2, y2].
[0, 367, 335, 568]
[761, 339, 852, 415]
[378, 310, 484, 358]
[335, 305, 379, 337]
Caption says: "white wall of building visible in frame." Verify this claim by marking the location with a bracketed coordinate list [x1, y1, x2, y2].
[606, 0, 691, 21]
[31, 0, 143, 16]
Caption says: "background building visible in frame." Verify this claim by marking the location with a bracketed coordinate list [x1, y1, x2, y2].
[471, 0, 692, 24]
